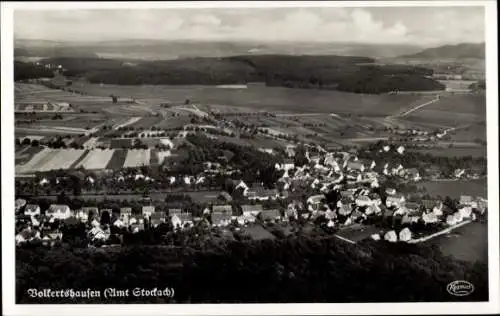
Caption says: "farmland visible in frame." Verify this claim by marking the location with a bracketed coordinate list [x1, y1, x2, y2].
[418, 179, 487, 199]
[428, 222, 488, 263]
[75, 149, 115, 170]
[404, 94, 486, 126]
[61, 82, 429, 116]
[123, 149, 151, 168]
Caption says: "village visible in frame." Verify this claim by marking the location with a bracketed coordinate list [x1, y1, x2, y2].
[14, 141, 488, 248]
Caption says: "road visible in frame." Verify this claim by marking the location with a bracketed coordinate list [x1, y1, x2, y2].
[396, 95, 440, 117]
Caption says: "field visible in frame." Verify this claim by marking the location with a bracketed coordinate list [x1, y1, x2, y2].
[65, 83, 428, 116]
[110, 138, 133, 148]
[409, 146, 487, 158]
[418, 179, 487, 199]
[429, 222, 487, 263]
[16, 148, 88, 173]
[123, 149, 151, 168]
[105, 149, 128, 169]
[404, 94, 486, 126]
[156, 150, 172, 164]
[15, 146, 45, 165]
[75, 149, 115, 170]
[241, 225, 276, 240]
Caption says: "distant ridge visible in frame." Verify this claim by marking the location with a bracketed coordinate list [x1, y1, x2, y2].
[400, 43, 485, 59]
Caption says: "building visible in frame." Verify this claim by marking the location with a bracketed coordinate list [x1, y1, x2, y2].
[307, 194, 326, 212]
[46, 204, 72, 220]
[386, 195, 405, 208]
[211, 211, 231, 227]
[142, 206, 155, 218]
[346, 161, 365, 172]
[260, 209, 281, 222]
[24, 204, 41, 217]
[150, 212, 166, 227]
[15, 199, 27, 211]
[212, 205, 232, 214]
[405, 168, 421, 181]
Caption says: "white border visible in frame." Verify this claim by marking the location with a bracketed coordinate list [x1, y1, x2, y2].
[2, 1, 498, 315]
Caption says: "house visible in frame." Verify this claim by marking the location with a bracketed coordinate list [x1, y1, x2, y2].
[142, 206, 155, 217]
[129, 216, 144, 226]
[338, 203, 353, 216]
[247, 186, 279, 201]
[340, 190, 354, 200]
[422, 211, 439, 224]
[458, 206, 473, 219]
[235, 180, 249, 193]
[454, 168, 466, 178]
[399, 228, 412, 242]
[260, 209, 281, 222]
[459, 195, 477, 209]
[346, 161, 365, 172]
[366, 204, 381, 216]
[355, 195, 372, 207]
[275, 159, 295, 171]
[24, 204, 41, 217]
[386, 195, 405, 208]
[405, 168, 421, 181]
[359, 159, 376, 170]
[150, 212, 166, 227]
[88, 227, 109, 241]
[218, 191, 233, 203]
[46, 204, 72, 220]
[211, 211, 231, 227]
[171, 213, 193, 229]
[384, 230, 398, 242]
[212, 205, 232, 215]
[112, 217, 126, 228]
[241, 204, 263, 217]
[15, 198, 27, 211]
[396, 145, 405, 155]
[285, 145, 296, 157]
[385, 188, 396, 196]
[130, 223, 145, 233]
[120, 207, 132, 217]
[307, 194, 326, 212]
[382, 145, 391, 152]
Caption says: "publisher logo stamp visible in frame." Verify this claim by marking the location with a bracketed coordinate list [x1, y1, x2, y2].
[447, 280, 475, 296]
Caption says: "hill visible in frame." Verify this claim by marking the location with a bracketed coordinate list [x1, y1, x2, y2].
[15, 39, 423, 60]
[36, 55, 444, 94]
[400, 43, 485, 59]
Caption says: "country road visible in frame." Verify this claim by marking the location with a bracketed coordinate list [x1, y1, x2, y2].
[397, 95, 440, 117]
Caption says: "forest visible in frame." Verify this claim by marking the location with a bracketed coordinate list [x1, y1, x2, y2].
[31, 55, 445, 94]
[14, 61, 54, 81]
[16, 233, 488, 303]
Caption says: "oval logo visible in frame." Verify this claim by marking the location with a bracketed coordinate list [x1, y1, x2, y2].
[447, 280, 475, 296]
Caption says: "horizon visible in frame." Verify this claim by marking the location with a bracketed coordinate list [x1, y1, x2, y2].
[14, 6, 485, 46]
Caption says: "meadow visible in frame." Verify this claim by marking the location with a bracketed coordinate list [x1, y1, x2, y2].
[404, 94, 486, 126]
[67, 83, 426, 116]
[418, 179, 487, 199]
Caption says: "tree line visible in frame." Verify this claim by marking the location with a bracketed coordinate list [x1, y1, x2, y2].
[36, 55, 444, 94]
[16, 232, 488, 303]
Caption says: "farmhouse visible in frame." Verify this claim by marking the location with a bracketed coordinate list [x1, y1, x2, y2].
[260, 209, 281, 222]
[15, 199, 27, 211]
[405, 168, 421, 181]
[211, 211, 231, 227]
[307, 194, 326, 211]
[386, 195, 405, 208]
[46, 204, 72, 220]
[150, 212, 166, 227]
[346, 161, 365, 172]
[24, 204, 41, 217]
[142, 206, 155, 217]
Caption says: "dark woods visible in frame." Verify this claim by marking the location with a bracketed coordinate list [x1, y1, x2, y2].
[16, 234, 488, 304]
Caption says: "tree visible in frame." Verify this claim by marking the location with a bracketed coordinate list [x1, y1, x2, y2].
[22, 138, 31, 146]
[31, 140, 40, 147]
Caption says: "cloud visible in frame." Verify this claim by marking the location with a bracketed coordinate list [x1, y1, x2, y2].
[13, 7, 485, 46]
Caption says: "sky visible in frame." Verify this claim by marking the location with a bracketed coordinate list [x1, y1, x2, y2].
[14, 6, 485, 46]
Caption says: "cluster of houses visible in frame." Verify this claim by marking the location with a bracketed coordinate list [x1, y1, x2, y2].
[15, 143, 488, 246]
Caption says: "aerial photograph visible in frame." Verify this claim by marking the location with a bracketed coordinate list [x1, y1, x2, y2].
[11, 3, 490, 305]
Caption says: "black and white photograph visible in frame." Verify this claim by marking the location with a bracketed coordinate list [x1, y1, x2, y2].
[2, 1, 499, 315]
